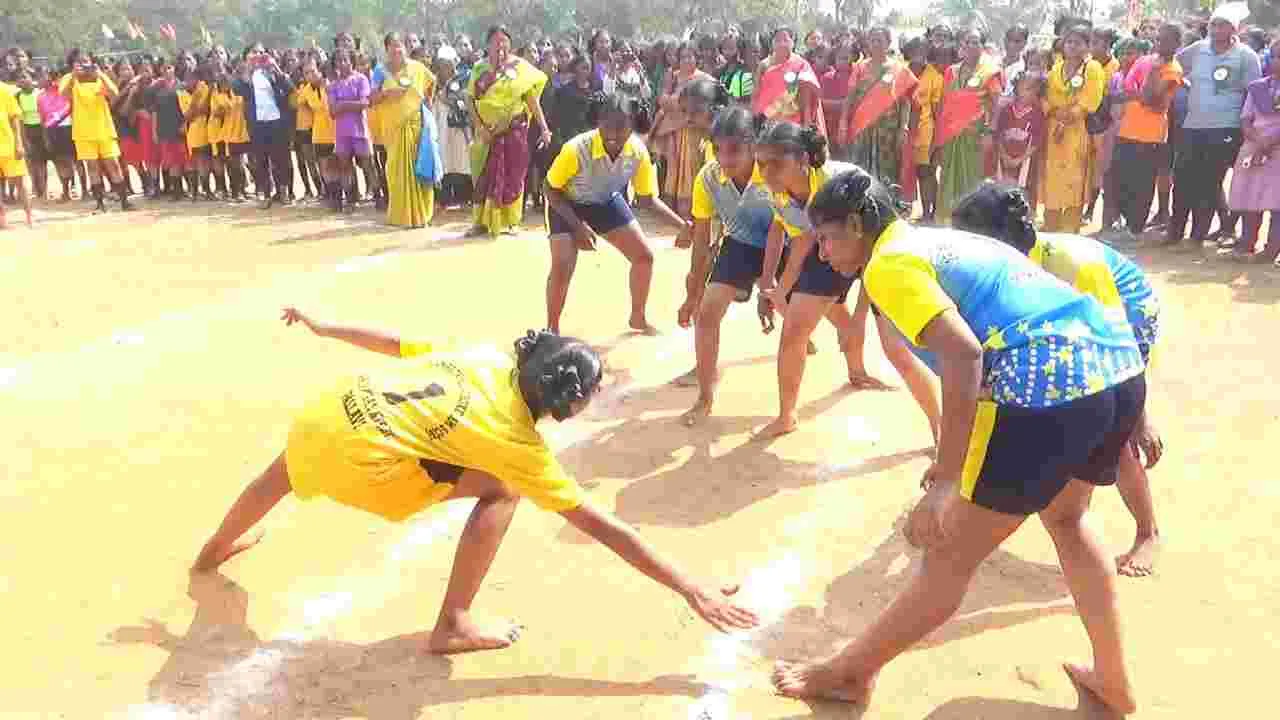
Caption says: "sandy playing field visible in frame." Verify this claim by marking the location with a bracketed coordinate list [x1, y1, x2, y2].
[1, 201, 1276, 719]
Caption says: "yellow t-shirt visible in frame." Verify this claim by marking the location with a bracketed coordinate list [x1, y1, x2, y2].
[220, 90, 249, 144]
[185, 81, 211, 149]
[207, 88, 229, 144]
[292, 340, 584, 515]
[0, 90, 19, 158]
[302, 84, 336, 145]
[59, 74, 118, 142]
[546, 130, 658, 203]
[291, 86, 314, 131]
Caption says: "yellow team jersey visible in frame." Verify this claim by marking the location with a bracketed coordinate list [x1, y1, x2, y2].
[185, 81, 211, 149]
[302, 83, 336, 145]
[285, 340, 583, 521]
[206, 88, 229, 145]
[221, 90, 249, 144]
[59, 74, 118, 142]
[291, 86, 313, 131]
[0, 90, 20, 158]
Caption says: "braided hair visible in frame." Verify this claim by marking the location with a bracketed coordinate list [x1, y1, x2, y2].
[950, 181, 1037, 254]
[709, 105, 767, 141]
[513, 330, 604, 422]
[587, 90, 653, 134]
[807, 167, 902, 240]
[755, 118, 828, 168]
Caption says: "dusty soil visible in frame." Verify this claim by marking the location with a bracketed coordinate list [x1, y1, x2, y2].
[1, 199, 1276, 719]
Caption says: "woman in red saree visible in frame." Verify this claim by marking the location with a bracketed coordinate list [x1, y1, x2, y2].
[840, 27, 917, 189]
[818, 46, 855, 160]
[753, 28, 826, 137]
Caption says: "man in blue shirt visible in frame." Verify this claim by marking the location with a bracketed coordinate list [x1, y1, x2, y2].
[1168, 6, 1260, 250]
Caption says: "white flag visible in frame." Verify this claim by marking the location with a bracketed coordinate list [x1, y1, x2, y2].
[101, 24, 116, 40]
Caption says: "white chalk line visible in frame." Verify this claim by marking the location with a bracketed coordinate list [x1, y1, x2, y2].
[122, 418, 599, 720]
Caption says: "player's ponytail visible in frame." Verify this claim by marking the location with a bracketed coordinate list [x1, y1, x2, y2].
[950, 181, 1038, 254]
[514, 330, 604, 421]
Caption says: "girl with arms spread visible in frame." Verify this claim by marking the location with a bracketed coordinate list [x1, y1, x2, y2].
[193, 319, 758, 653]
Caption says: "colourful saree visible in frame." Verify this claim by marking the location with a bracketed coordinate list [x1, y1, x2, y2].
[1042, 58, 1105, 230]
[753, 53, 827, 136]
[469, 56, 548, 234]
[380, 59, 436, 228]
[844, 58, 918, 188]
[935, 58, 1003, 221]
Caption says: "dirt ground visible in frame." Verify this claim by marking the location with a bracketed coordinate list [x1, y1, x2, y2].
[1, 198, 1276, 720]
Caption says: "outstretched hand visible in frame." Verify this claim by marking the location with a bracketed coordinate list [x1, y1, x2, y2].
[281, 306, 322, 333]
[686, 584, 760, 632]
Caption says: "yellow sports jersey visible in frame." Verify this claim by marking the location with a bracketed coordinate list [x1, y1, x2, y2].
[286, 340, 583, 520]
[59, 74, 118, 142]
[185, 81, 210, 148]
[219, 90, 249, 144]
[303, 84, 336, 145]
[0, 90, 19, 158]
[766, 160, 857, 238]
[546, 130, 658, 203]
[291, 86, 313, 130]
[206, 88, 229, 144]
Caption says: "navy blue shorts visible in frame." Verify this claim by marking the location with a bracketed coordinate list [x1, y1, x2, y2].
[709, 238, 786, 302]
[961, 373, 1147, 515]
[547, 192, 636, 237]
[788, 244, 858, 304]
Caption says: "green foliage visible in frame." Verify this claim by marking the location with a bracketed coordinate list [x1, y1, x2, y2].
[1, 0, 884, 60]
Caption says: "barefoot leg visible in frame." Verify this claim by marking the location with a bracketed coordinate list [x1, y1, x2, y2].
[1039, 478, 1137, 714]
[1115, 449, 1160, 577]
[604, 222, 658, 333]
[546, 236, 578, 334]
[192, 452, 292, 572]
[682, 284, 734, 426]
[825, 289, 868, 379]
[429, 470, 524, 655]
[773, 496, 1023, 702]
[759, 293, 830, 438]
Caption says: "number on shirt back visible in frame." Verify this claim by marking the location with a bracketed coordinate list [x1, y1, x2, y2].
[383, 383, 446, 405]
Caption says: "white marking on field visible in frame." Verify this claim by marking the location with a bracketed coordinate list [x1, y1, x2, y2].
[0, 367, 16, 388]
[651, 326, 694, 363]
[111, 331, 146, 346]
[334, 254, 392, 273]
[687, 553, 810, 719]
[845, 415, 880, 444]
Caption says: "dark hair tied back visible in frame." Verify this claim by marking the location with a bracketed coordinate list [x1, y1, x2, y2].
[949, 181, 1037, 254]
[807, 167, 900, 239]
[514, 329, 604, 421]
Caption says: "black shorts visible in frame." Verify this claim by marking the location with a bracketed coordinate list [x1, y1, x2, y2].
[1154, 142, 1172, 174]
[47, 125, 74, 158]
[709, 237, 786, 302]
[295, 129, 313, 146]
[190, 145, 212, 159]
[547, 192, 636, 237]
[418, 457, 465, 485]
[22, 125, 47, 164]
[788, 243, 858, 304]
[961, 373, 1147, 515]
[314, 143, 334, 158]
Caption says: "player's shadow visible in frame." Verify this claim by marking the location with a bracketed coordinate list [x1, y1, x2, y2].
[921, 695, 1121, 719]
[754, 518, 1075, 663]
[106, 573, 714, 720]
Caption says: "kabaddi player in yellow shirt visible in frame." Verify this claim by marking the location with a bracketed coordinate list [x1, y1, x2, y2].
[193, 313, 758, 654]
[0, 86, 32, 228]
[59, 49, 132, 213]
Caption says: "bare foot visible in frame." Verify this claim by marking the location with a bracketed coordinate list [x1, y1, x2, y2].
[848, 371, 894, 391]
[772, 660, 876, 704]
[1116, 534, 1161, 578]
[671, 368, 699, 387]
[1064, 663, 1136, 715]
[429, 615, 523, 655]
[807, 339, 818, 355]
[755, 414, 798, 439]
[629, 317, 661, 336]
[191, 529, 265, 572]
[681, 396, 713, 426]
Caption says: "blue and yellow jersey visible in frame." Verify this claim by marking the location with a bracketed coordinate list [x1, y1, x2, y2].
[546, 129, 658, 203]
[865, 222, 1145, 408]
[1033, 233, 1160, 354]
[690, 161, 775, 248]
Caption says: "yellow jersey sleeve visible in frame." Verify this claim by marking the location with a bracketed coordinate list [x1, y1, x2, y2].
[496, 445, 583, 512]
[631, 146, 657, 197]
[399, 339, 438, 358]
[545, 143, 580, 190]
[864, 252, 955, 345]
[690, 167, 715, 220]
